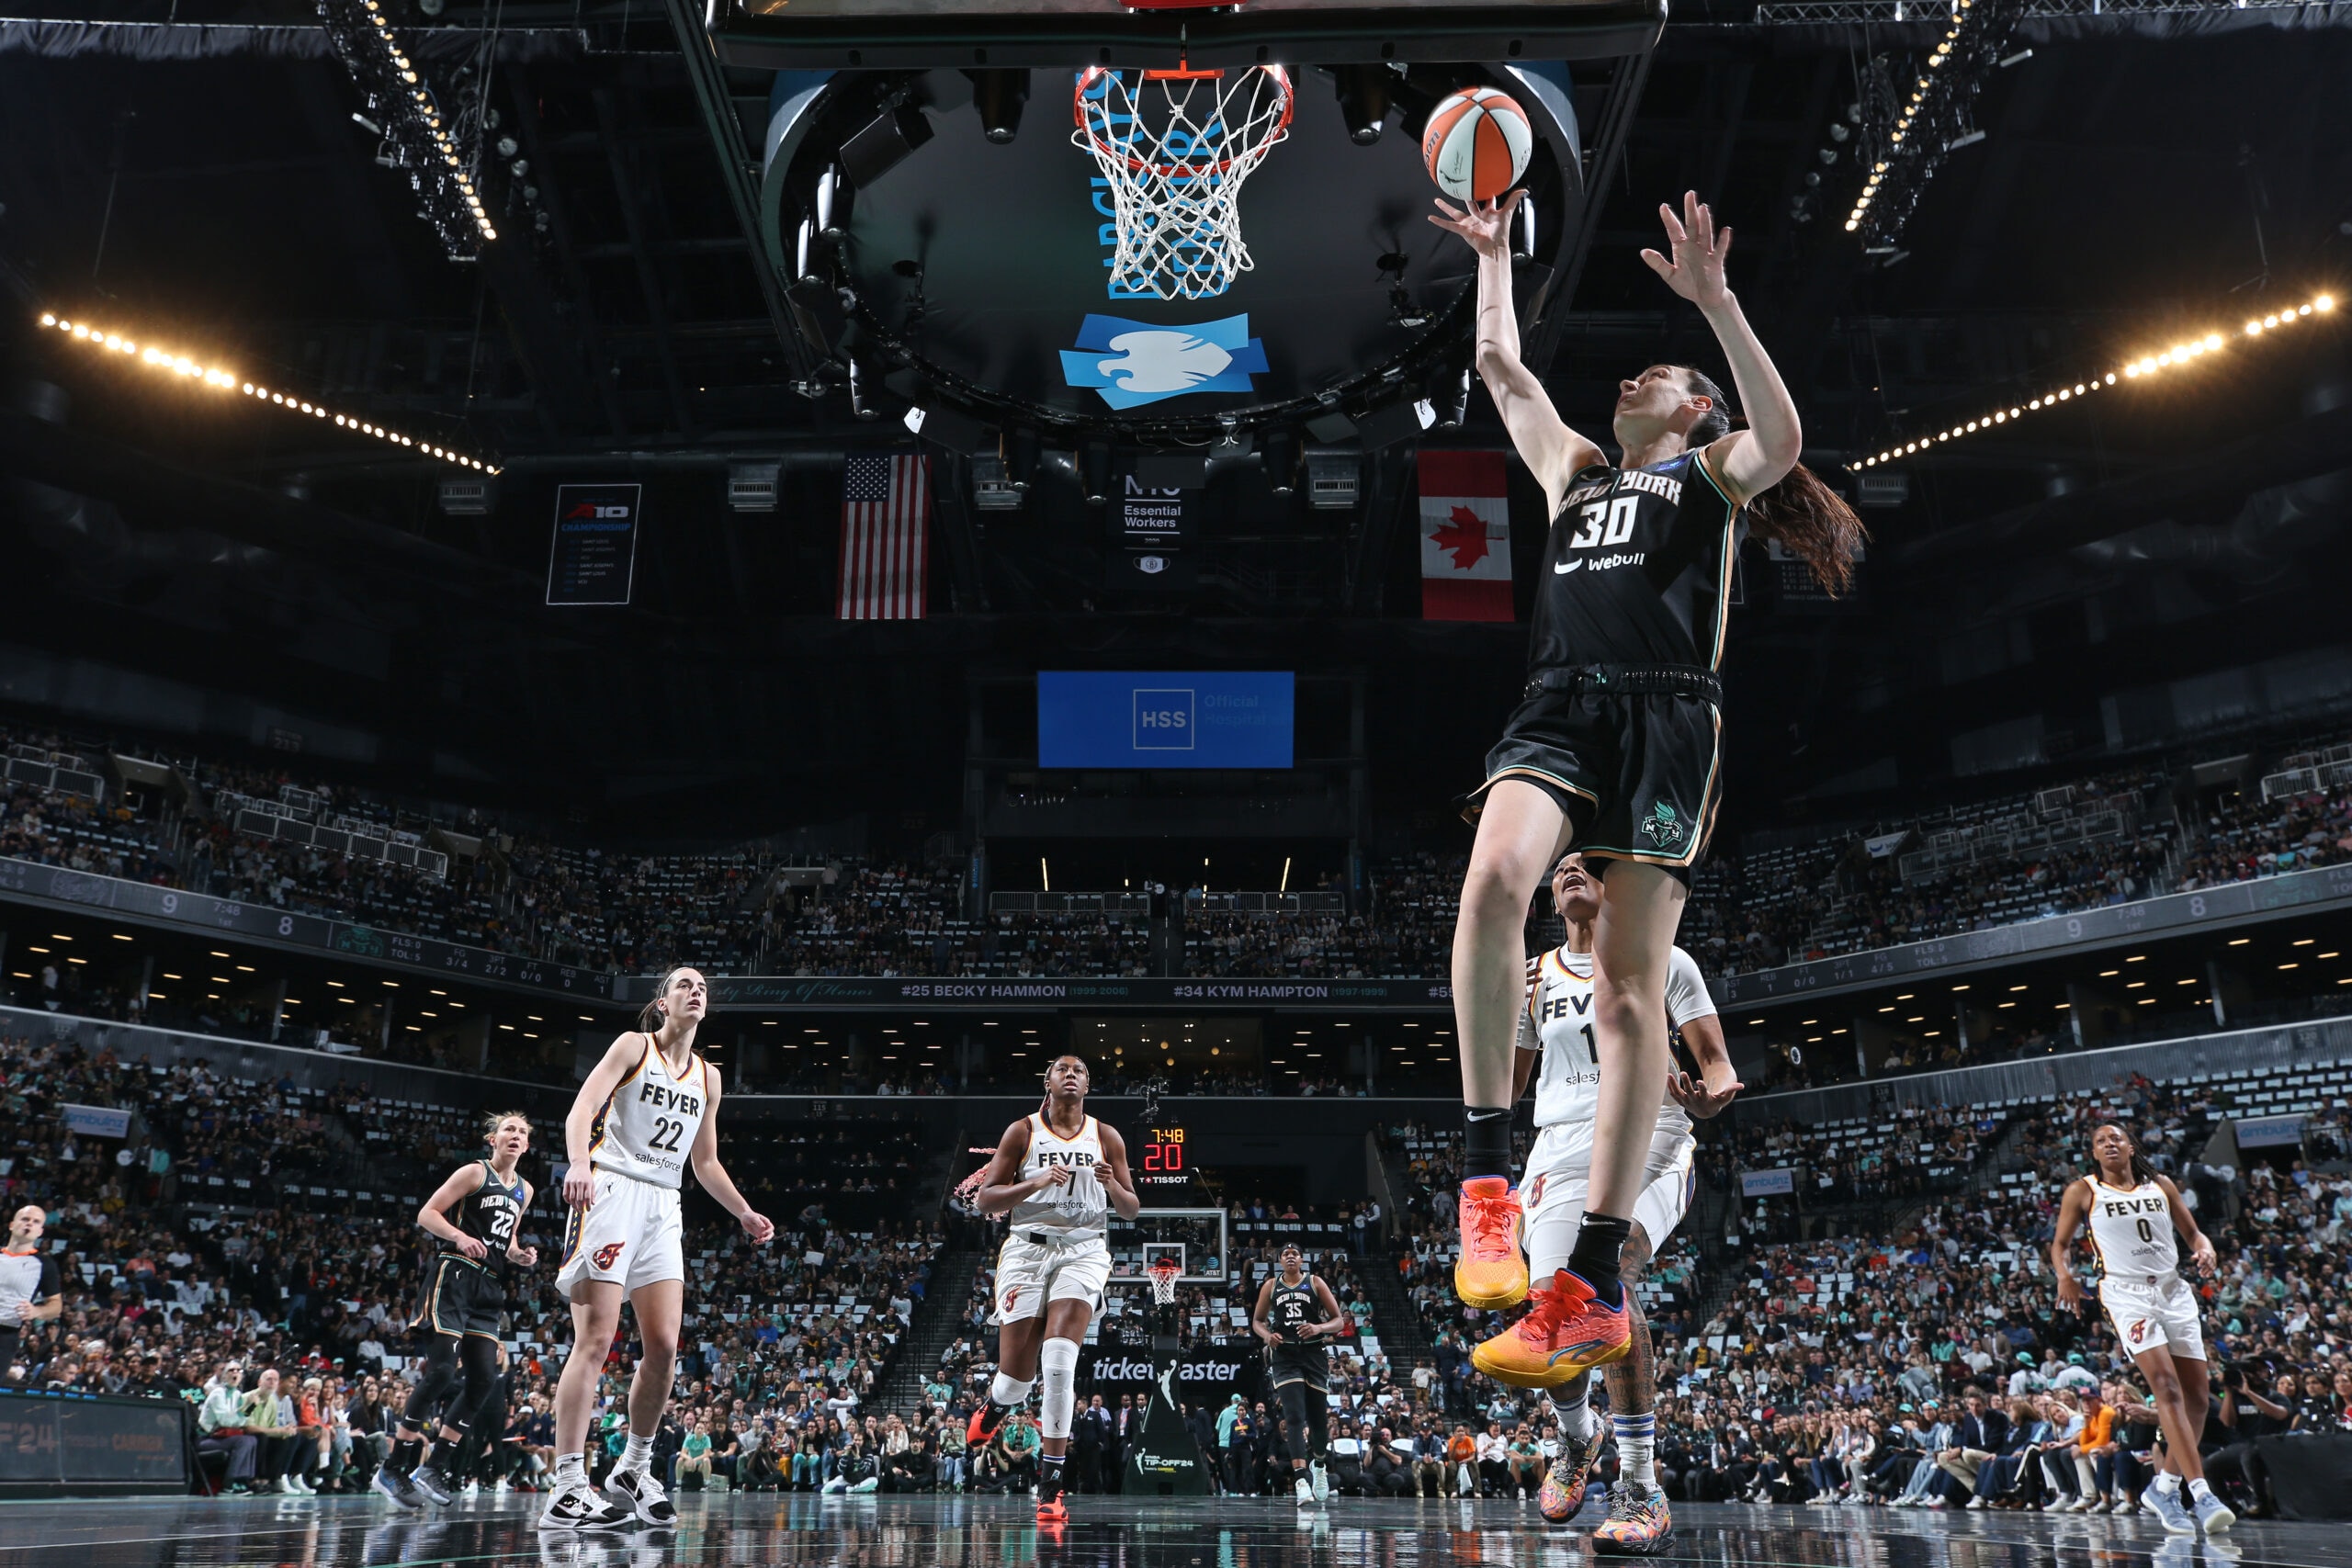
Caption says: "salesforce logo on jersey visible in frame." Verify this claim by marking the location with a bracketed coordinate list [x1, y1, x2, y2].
[1061, 314, 1268, 410]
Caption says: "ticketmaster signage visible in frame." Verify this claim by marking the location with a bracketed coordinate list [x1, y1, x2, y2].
[1717, 862, 2352, 1009]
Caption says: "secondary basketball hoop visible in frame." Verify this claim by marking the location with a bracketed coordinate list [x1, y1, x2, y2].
[1147, 1256, 1183, 1306]
[1073, 64, 1293, 301]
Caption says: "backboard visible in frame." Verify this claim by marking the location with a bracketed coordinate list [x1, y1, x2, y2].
[727, 0, 1660, 446]
[1104, 1206, 1230, 1286]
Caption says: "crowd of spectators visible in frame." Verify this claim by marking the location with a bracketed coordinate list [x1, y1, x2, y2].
[12, 716, 2352, 1008]
[1374, 1063, 2352, 1521]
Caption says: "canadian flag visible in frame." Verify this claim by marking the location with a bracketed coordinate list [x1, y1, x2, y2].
[1419, 450, 1513, 621]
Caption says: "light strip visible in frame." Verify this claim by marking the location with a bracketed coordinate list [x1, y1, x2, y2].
[1855, 291, 2335, 468]
[1846, 0, 1990, 235]
[355, 0, 494, 243]
[38, 310, 500, 473]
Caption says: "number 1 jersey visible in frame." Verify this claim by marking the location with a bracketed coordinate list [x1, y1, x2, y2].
[1518, 944, 1716, 1134]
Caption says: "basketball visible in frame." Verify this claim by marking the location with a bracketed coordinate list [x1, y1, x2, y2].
[1421, 86, 1532, 203]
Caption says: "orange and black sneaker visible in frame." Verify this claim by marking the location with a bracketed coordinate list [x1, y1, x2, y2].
[1035, 1467, 1069, 1523]
[1471, 1268, 1631, 1387]
[967, 1401, 1011, 1448]
[1453, 1176, 1528, 1309]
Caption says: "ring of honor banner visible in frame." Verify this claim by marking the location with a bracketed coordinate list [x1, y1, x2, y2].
[546, 483, 643, 605]
[1419, 450, 1513, 621]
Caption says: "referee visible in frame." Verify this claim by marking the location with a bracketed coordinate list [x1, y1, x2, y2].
[1, 1204, 64, 1378]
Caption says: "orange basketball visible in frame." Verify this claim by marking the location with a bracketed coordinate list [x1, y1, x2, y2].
[1421, 86, 1532, 203]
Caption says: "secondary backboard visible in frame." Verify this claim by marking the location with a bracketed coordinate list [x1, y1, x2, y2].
[1106, 1206, 1229, 1285]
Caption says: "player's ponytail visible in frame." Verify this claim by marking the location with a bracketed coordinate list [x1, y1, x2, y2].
[2089, 1122, 2158, 1187]
[1675, 367, 1868, 598]
[638, 965, 689, 1034]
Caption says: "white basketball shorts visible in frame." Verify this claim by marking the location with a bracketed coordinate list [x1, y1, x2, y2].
[2101, 1272, 2207, 1362]
[557, 1166, 686, 1299]
[992, 1228, 1113, 1325]
[1521, 1119, 1697, 1279]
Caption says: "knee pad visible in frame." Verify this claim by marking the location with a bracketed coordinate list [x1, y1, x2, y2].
[989, 1372, 1035, 1408]
[1037, 1337, 1080, 1440]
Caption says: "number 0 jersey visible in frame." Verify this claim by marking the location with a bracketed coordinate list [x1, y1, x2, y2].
[1532, 447, 1745, 672]
[2084, 1175, 2180, 1281]
[1517, 944, 1716, 1134]
[1010, 1111, 1109, 1241]
[589, 1034, 708, 1188]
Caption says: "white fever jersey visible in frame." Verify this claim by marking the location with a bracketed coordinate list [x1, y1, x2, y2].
[2084, 1176, 2180, 1281]
[1010, 1111, 1109, 1239]
[589, 1034, 709, 1188]
[1518, 944, 1716, 1134]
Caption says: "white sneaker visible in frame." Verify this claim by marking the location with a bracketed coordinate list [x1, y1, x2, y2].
[603, 1466, 675, 1525]
[1296, 1477, 1316, 1507]
[1311, 1461, 1329, 1506]
[538, 1479, 631, 1531]
[1925, 1496, 1947, 1509]
[2191, 1489, 2236, 1535]
[1967, 1496, 1987, 1510]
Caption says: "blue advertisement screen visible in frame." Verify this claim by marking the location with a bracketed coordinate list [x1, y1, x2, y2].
[1037, 672, 1295, 769]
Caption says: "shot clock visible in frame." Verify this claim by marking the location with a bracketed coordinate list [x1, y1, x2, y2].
[1137, 1123, 1199, 1195]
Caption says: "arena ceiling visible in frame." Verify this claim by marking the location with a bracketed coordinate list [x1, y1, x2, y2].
[0, 0, 2347, 840]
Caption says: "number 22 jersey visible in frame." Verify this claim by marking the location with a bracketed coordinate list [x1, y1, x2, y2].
[590, 1034, 708, 1187]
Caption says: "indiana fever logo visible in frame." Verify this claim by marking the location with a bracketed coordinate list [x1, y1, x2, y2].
[2127, 1318, 2153, 1346]
[594, 1242, 626, 1270]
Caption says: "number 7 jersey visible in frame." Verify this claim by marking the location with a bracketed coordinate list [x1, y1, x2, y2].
[589, 1033, 709, 1187]
[1518, 944, 1716, 1135]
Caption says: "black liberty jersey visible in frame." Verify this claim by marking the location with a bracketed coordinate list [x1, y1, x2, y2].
[1268, 1275, 1319, 1343]
[1531, 446, 1745, 672]
[442, 1158, 527, 1275]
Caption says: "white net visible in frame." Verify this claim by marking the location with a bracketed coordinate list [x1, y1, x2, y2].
[1073, 66, 1293, 301]
[1148, 1259, 1182, 1305]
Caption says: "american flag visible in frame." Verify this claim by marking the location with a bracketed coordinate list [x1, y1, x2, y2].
[836, 453, 930, 620]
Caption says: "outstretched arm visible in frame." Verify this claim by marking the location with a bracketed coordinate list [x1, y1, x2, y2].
[1640, 191, 1801, 504]
[687, 1066, 775, 1245]
[1432, 192, 1604, 515]
[2050, 1179, 2091, 1310]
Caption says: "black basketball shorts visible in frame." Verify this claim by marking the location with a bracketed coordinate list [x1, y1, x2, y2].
[1268, 1344, 1330, 1394]
[1461, 687, 1722, 886]
[421, 1256, 508, 1340]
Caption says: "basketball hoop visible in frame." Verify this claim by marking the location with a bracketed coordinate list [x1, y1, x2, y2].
[1147, 1257, 1183, 1307]
[1073, 64, 1293, 301]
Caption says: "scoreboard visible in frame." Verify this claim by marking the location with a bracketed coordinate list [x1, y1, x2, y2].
[1136, 1123, 1200, 1198]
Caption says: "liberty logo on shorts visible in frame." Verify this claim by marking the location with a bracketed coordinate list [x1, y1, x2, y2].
[1638, 801, 1687, 850]
[594, 1242, 626, 1270]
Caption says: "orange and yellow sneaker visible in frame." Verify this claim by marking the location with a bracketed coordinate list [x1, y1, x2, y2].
[1538, 1420, 1603, 1522]
[1471, 1269, 1632, 1387]
[1452, 1177, 1529, 1309]
[1591, 1483, 1672, 1556]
